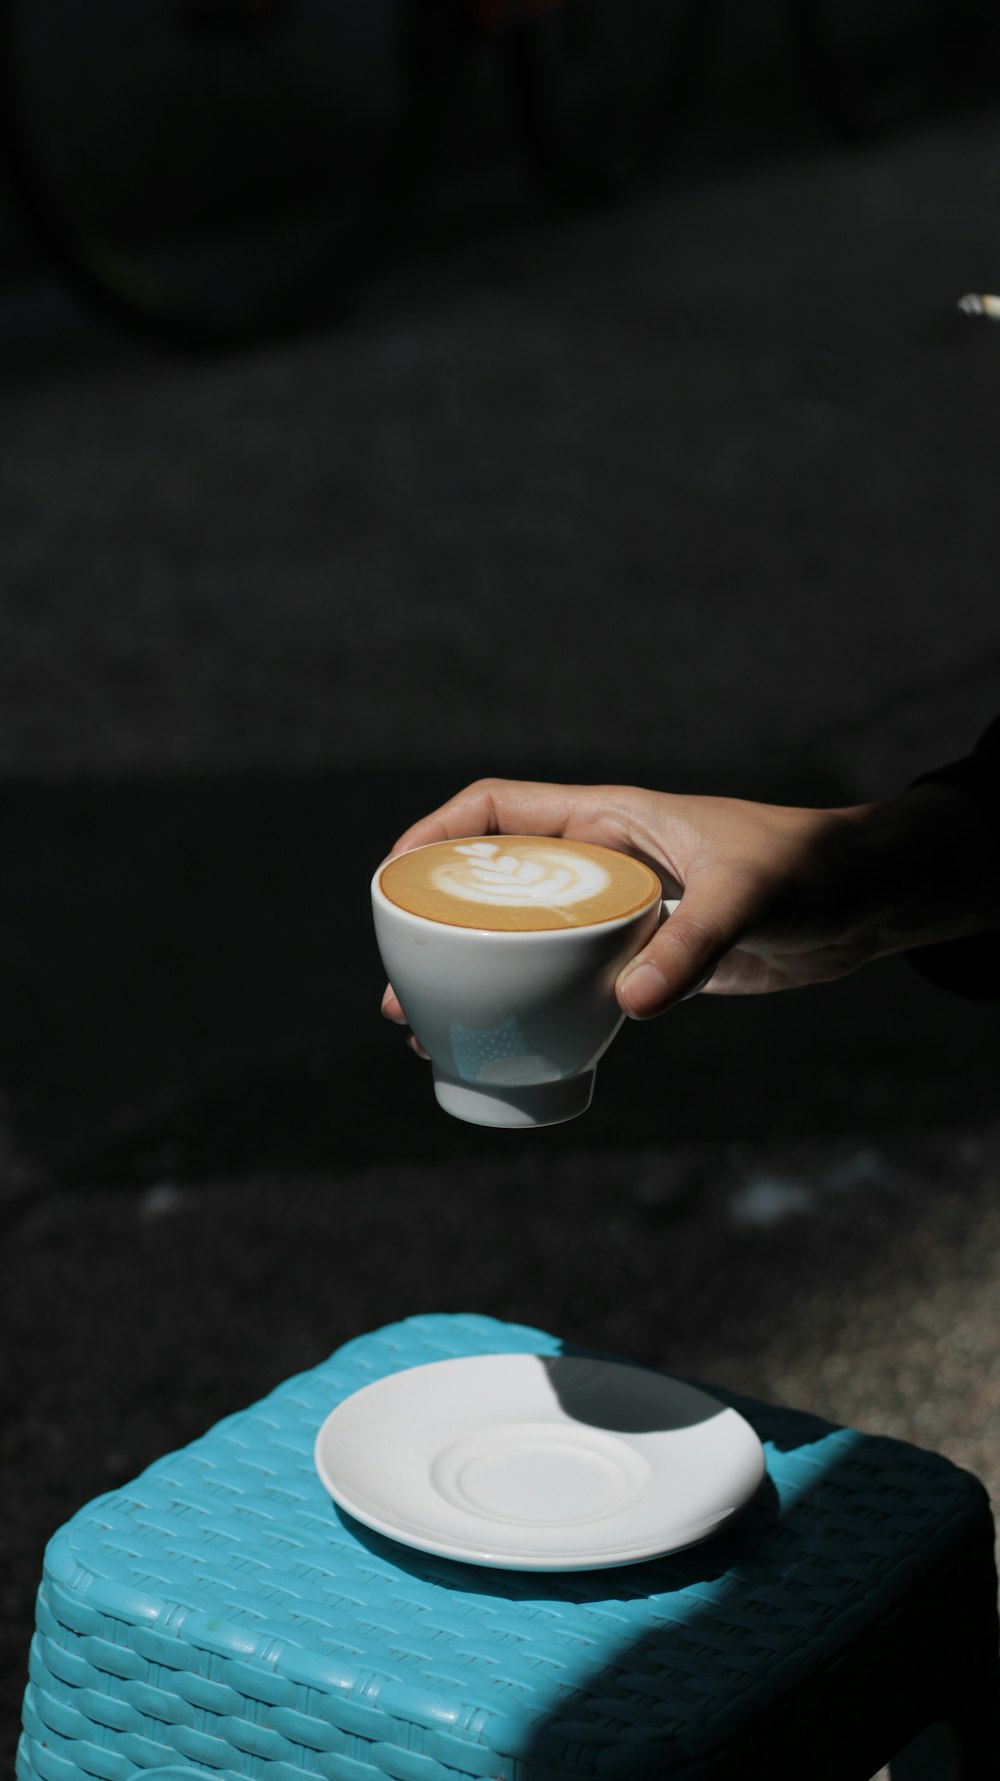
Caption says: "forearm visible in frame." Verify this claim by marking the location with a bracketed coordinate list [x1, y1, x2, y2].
[847, 782, 1000, 960]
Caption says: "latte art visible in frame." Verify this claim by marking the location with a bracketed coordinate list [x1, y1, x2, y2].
[434, 842, 610, 912]
[379, 836, 661, 932]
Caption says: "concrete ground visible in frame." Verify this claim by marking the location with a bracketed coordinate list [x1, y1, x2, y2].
[2, 10, 999, 1772]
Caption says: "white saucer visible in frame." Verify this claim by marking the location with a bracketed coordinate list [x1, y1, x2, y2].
[314, 1353, 765, 1571]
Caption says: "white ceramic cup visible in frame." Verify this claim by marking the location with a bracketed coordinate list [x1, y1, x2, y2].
[372, 846, 662, 1128]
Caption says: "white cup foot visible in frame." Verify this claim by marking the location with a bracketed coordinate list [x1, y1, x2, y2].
[432, 1069, 596, 1128]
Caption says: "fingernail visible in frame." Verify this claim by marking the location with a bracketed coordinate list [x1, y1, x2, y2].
[620, 960, 668, 1019]
[682, 970, 713, 1002]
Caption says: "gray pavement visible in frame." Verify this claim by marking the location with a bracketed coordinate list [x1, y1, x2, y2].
[2, 18, 1000, 1772]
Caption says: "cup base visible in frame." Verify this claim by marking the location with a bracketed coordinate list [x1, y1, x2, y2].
[432, 1068, 596, 1129]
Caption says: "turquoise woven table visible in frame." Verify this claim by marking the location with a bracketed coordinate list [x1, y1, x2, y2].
[19, 1314, 1000, 1780]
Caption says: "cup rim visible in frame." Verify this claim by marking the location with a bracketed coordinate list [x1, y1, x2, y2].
[371, 840, 662, 939]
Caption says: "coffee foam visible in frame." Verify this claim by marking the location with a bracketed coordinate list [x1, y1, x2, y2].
[379, 837, 661, 931]
[435, 840, 610, 910]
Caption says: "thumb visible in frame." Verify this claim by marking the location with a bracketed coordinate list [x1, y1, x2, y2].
[617, 885, 740, 1019]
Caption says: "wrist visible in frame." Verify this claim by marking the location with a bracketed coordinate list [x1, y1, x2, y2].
[843, 783, 1000, 959]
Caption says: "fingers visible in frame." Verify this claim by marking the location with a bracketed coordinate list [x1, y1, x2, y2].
[389, 778, 591, 858]
[381, 984, 406, 1024]
[616, 874, 751, 1019]
[381, 985, 429, 1059]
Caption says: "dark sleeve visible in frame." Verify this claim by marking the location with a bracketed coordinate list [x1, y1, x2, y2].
[906, 714, 1000, 1000]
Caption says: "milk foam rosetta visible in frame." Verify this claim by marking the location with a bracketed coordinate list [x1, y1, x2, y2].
[435, 840, 609, 909]
[379, 837, 661, 931]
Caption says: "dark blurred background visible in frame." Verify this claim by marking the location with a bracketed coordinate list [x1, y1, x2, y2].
[2, 3, 1000, 1769]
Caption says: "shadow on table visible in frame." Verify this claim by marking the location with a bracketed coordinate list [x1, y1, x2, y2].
[334, 1351, 999, 1780]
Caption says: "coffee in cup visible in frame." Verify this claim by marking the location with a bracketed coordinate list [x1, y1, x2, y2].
[373, 836, 662, 1128]
[379, 836, 659, 932]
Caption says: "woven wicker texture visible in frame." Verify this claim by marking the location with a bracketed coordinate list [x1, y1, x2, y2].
[18, 1313, 989, 1781]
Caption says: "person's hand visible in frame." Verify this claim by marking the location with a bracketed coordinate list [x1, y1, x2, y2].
[380, 775, 998, 1045]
